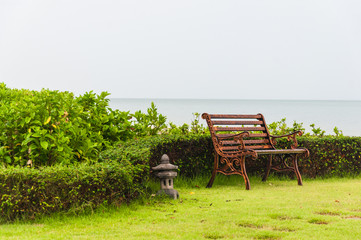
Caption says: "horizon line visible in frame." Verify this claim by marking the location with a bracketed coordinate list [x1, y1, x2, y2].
[108, 97, 361, 102]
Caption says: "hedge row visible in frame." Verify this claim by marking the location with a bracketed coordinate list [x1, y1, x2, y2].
[102, 135, 361, 179]
[0, 160, 145, 222]
[2, 134, 361, 222]
[297, 137, 361, 177]
[100, 134, 214, 178]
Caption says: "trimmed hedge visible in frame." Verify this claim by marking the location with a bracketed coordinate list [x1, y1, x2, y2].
[2, 134, 361, 222]
[102, 135, 361, 178]
[0, 160, 145, 222]
[100, 134, 214, 178]
[297, 137, 361, 177]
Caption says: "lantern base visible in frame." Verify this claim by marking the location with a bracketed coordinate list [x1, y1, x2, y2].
[156, 189, 179, 200]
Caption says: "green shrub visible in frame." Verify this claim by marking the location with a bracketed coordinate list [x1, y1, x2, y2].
[0, 160, 145, 222]
[0, 83, 133, 166]
[131, 102, 167, 137]
[267, 117, 343, 137]
[0, 84, 181, 167]
[268, 118, 306, 136]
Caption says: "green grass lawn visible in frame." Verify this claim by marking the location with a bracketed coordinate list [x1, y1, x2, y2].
[1, 175, 361, 240]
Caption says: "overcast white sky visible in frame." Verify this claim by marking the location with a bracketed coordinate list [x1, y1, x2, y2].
[1, 0, 361, 100]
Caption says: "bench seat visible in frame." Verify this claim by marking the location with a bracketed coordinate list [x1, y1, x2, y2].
[256, 149, 308, 155]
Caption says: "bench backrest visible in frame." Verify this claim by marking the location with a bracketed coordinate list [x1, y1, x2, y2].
[202, 113, 275, 153]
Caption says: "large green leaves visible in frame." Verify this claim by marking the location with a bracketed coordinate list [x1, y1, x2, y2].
[0, 84, 133, 166]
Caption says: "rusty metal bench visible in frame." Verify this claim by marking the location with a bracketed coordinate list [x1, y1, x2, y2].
[202, 113, 309, 190]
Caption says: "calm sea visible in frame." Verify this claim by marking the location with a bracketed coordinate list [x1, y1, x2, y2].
[109, 99, 361, 137]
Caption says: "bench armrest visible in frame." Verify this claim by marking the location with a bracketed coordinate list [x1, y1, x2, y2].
[270, 130, 303, 149]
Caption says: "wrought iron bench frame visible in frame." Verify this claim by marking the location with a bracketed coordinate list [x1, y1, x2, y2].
[202, 113, 310, 190]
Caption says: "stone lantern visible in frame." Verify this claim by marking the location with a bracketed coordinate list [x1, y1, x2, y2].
[152, 154, 179, 199]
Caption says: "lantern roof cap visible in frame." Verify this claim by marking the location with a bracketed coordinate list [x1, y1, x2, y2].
[152, 154, 178, 171]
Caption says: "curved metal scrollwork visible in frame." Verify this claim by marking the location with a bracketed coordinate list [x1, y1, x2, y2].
[271, 130, 303, 149]
[264, 153, 303, 186]
[270, 154, 294, 172]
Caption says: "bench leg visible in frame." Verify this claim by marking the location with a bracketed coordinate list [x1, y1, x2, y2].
[206, 153, 219, 188]
[293, 155, 303, 186]
[262, 155, 272, 182]
[240, 156, 251, 190]
[206, 169, 217, 188]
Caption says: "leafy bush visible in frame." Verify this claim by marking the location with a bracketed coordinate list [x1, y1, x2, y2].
[267, 117, 343, 137]
[164, 112, 208, 135]
[0, 83, 135, 166]
[0, 84, 192, 167]
[131, 102, 167, 137]
[268, 118, 305, 135]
